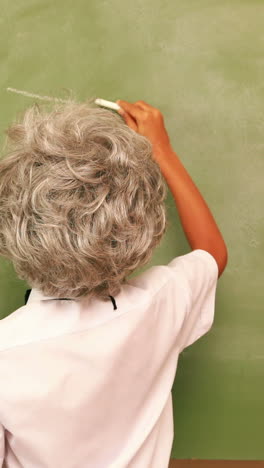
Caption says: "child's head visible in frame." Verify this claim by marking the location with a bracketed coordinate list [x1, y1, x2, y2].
[0, 98, 168, 301]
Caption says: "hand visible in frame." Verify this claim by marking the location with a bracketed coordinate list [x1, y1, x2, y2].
[116, 99, 172, 161]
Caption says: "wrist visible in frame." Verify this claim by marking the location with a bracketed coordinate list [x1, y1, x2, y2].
[152, 143, 176, 165]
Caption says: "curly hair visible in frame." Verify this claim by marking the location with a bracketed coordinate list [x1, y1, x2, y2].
[0, 97, 169, 301]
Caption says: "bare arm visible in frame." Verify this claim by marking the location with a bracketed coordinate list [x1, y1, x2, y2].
[116, 99, 228, 277]
[155, 145, 228, 277]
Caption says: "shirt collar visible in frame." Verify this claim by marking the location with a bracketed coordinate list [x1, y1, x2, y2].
[26, 289, 117, 310]
[27, 288, 74, 304]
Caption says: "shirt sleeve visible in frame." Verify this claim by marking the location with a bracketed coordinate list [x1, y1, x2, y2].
[166, 249, 219, 352]
[0, 421, 4, 467]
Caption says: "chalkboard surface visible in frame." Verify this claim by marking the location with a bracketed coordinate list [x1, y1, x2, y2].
[0, 0, 263, 460]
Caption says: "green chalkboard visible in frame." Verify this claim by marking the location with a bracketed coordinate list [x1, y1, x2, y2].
[0, 0, 263, 461]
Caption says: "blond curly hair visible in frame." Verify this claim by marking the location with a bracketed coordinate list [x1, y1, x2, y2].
[0, 97, 169, 301]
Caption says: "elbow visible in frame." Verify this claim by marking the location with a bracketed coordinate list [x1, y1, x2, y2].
[217, 244, 228, 278]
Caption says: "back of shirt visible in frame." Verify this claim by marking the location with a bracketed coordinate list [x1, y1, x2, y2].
[0, 249, 218, 468]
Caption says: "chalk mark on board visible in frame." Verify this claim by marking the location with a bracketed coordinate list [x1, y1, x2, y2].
[6, 87, 70, 103]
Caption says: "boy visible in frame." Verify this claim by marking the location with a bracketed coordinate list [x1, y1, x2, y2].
[0, 98, 227, 467]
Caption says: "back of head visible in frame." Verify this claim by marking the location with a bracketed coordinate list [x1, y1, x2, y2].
[0, 97, 169, 301]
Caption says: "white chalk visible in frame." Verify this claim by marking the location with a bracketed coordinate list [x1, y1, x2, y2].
[95, 98, 121, 111]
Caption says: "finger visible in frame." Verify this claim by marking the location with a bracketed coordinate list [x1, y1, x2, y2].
[133, 100, 152, 110]
[118, 110, 138, 132]
[116, 100, 146, 120]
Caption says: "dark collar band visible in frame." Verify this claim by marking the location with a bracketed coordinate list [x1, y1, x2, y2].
[24, 289, 117, 310]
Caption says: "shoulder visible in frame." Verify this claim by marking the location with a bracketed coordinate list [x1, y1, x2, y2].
[0, 305, 32, 353]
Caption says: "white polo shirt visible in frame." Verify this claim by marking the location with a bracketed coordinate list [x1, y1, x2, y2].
[0, 249, 218, 468]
